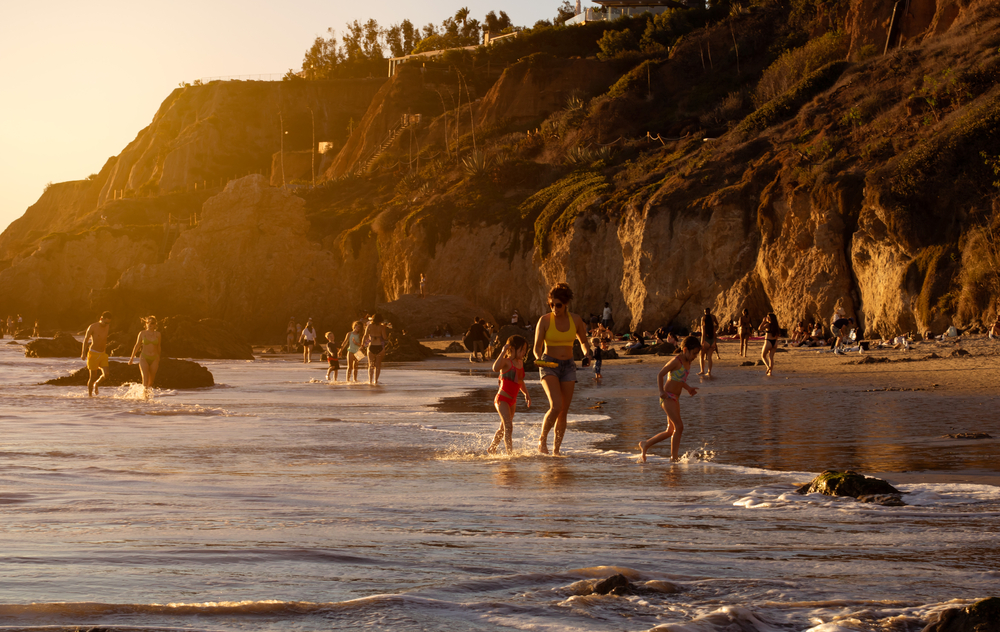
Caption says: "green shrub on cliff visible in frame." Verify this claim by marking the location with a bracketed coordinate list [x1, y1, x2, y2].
[752, 30, 849, 108]
[520, 171, 610, 257]
[735, 60, 850, 134]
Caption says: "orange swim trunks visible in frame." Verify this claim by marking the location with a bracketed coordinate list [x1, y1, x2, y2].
[86, 350, 109, 370]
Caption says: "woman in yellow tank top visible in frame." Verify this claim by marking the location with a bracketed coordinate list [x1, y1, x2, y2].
[532, 283, 594, 455]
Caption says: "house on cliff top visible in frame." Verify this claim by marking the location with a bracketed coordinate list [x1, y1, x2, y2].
[566, 0, 696, 25]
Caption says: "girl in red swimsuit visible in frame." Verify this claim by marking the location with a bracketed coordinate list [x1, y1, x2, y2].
[488, 335, 531, 455]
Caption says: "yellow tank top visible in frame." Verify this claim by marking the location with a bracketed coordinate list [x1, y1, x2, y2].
[545, 313, 577, 346]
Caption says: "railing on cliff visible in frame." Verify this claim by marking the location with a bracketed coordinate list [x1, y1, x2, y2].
[355, 115, 418, 174]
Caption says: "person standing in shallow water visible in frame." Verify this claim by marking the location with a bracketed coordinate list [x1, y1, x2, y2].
[738, 308, 753, 357]
[128, 315, 161, 398]
[488, 335, 531, 456]
[759, 312, 780, 376]
[364, 314, 389, 385]
[533, 283, 593, 455]
[639, 336, 701, 462]
[81, 311, 113, 397]
[699, 307, 718, 376]
[339, 321, 364, 382]
[299, 319, 317, 363]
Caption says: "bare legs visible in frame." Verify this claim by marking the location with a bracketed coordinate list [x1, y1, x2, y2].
[698, 344, 714, 376]
[87, 368, 106, 397]
[740, 335, 749, 357]
[303, 343, 313, 363]
[761, 340, 775, 376]
[368, 352, 384, 385]
[138, 357, 159, 397]
[488, 399, 515, 455]
[538, 376, 575, 455]
[638, 397, 684, 462]
[347, 356, 359, 382]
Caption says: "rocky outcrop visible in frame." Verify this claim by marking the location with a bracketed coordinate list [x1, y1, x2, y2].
[922, 597, 1000, 632]
[796, 470, 905, 505]
[0, 179, 100, 262]
[44, 358, 214, 389]
[0, 228, 160, 324]
[384, 332, 437, 362]
[24, 333, 81, 358]
[110, 175, 375, 340]
[156, 316, 254, 360]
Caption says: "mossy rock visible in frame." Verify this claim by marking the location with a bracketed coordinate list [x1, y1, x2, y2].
[923, 597, 1000, 632]
[796, 470, 902, 500]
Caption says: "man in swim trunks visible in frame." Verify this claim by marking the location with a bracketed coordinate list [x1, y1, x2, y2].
[81, 311, 112, 397]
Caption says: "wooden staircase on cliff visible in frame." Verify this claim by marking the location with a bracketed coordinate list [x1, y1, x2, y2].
[355, 115, 416, 174]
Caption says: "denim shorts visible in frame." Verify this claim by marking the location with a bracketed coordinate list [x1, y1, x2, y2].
[538, 355, 577, 382]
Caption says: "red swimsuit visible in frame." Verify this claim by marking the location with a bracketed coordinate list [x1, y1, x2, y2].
[495, 363, 524, 407]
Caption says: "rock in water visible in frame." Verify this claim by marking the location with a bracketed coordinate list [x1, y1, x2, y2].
[159, 316, 254, 360]
[24, 332, 81, 358]
[591, 574, 633, 595]
[922, 597, 1000, 632]
[796, 470, 904, 504]
[44, 359, 214, 389]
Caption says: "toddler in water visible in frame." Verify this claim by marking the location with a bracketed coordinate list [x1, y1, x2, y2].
[488, 335, 531, 456]
[325, 332, 340, 382]
[639, 336, 701, 462]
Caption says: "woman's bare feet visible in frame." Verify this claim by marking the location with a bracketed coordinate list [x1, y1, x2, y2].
[638, 440, 648, 463]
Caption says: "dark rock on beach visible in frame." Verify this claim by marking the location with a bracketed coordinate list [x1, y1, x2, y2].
[24, 332, 80, 358]
[384, 332, 437, 362]
[591, 574, 634, 595]
[796, 470, 904, 504]
[922, 597, 1000, 632]
[944, 432, 992, 439]
[160, 316, 254, 360]
[44, 358, 214, 389]
[443, 341, 466, 353]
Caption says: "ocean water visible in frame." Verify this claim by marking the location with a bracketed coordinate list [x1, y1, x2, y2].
[1, 342, 998, 631]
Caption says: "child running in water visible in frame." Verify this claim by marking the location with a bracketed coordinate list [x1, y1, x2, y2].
[324, 332, 340, 382]
[592, 337, 603, 379]
[639, 336, 701, 462]
[488, 335, 531, 456]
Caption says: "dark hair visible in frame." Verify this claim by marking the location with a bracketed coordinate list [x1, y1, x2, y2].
[681, 335, 701, 351]
[101, 311, 112, 320]
[704, 307, 711, 314]
[372, 313, 383, 324]
[548, 283, 573, 305]
[506, 334, 528, 354]
[742, 308, 749, 315]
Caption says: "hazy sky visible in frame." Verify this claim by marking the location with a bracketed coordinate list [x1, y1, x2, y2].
[0, 0, 591, 233]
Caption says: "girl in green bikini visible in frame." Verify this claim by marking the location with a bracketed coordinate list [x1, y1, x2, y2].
[129, 315, 162, 398]
[639, 336, 700, 462]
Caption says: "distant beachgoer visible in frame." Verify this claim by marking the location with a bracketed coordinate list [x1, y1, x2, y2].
[299, 319, 317, 363]
[759, 312, 780, 376]
[419, 273, 426, 298]
[5, 315, 12, 336]
[592, 337, 603, 379]
[81, 311, 113, 397]
[639, 336, 701, 462]
[32, 320, 40, 338]
[602, 302, 613, 329]
[699, 307, 719, 376]
[364, 314, 389, 385]
[339, 321, 364, 382]
[286, 318, 296, 352]
[989, 317, 1000, 340]
[324, 332, 340, 382]
[831, 317, 854, 353]
[128, 315, 161, 398]
[533, 282, 594, 455]
[738, 308, 753, 357]
[511, 309, 520, 326]
[488, 335, 531, 456]
[468, 317, 488, 362]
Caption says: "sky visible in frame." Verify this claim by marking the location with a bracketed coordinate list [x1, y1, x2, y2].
[0, 0, 593, 234]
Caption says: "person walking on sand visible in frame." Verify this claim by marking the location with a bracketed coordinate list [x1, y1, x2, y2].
[299, 318, 317, 363]
[364, 314, 389, 385]
[419, 273, 426, 298]
[32, 319, 40, 338]
[488, 335, 531, 456]
[639, 336, 700, 462]
[534, 283, 594, 455]
[128, 315, 161, 398]
[468, 317, 488, 362]
[738, 308, 753, 357]
[698, 307, 718, 376]
[81, 311, 113, 397]
[759, 312, 780, 376]
[324, 332, 340, 382]
[339, 321, 364, 382]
